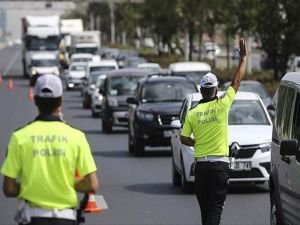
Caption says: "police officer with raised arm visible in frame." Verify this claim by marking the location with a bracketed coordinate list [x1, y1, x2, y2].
[180, 38, 247, 225]
[1, 74, 99, 225]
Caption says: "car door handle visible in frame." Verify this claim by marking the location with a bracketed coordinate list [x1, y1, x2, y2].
[281, 156, 291, 164]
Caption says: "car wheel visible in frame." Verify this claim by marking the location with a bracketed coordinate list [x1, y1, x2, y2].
[91, 109, 99, 117]
[270, 191, 284, 225]
[102, 119, 112, 133]
[133, 136, 144, 157]
[172, 158, 181, 187]
[180, 156, 193, 192]
[82, 97, 89, 109]
[128, 132, 134, 153]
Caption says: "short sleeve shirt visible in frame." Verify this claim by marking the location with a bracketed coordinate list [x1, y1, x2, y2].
[181, 86, 236, 158]
[1, 116, 97, 209]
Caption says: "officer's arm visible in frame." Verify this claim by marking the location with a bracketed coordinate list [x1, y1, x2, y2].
[3, 176, 20, 197]
[231, 38, 247, 92]
[75, 172, 99, 194]
[180, 135, 195, 146]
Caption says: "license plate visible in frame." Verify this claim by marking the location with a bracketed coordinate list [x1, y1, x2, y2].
[163, 130, 173, 138]
[233, 161, 252, 171]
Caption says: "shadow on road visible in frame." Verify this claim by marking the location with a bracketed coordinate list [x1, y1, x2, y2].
[93, 150, 130, 158]
[124, 183, 186, 195]
[228, 183, 269, 194]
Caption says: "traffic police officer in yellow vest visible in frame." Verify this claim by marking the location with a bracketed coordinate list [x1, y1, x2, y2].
[180, 38, 247, 225]
[1, 74, 99, 225]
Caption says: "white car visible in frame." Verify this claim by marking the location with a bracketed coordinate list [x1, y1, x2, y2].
[137, 63, 161, 73]
[171, 91, 273, 191]
[65, 62, 87, 90]
[169, 61, 211, 89]
[70, 53, 94, 63]
[82, 60, 119, 108]
[29, 52, 60, 78]
[91, 74, 106, 117]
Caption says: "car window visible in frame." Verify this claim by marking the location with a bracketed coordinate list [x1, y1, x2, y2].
[108, 76, 141, 96]
[70, 65, 86, 71]
[228, 100, 269, 125]
[239, 83, 269, 99]
[88, 74, 102, 84]
[141, 81, 196, 103]
[291, 93, 300, 143]
[90, 66, 116, 73]
[275, 86, 288, 138]
[282, 88, 295, 139]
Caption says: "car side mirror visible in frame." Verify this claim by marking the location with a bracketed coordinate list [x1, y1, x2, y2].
[127, 97, 138, 105]
[280, 139, 299, 156]
[170, 119, 181, 129]
[99, 88, 104, 95]
[267, 104, 275, 120]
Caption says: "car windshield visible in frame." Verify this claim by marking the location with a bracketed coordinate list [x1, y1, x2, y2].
[70, 65, 86, 71]
[88, 73, 103, 84]
[223, 82, 269, 99]
[108, 76, 141, 96]
[75, 47, 98, 55]
[90, 66, 116, 73]
[31, 59, 58, 67]
[142, 81, 196, 103]
[72, 58, 92, 63]
[26, 36, 59, 51]
[229, 100, 269, 125]
[190, 99, 269, 125]
[172, 71, 209, 84]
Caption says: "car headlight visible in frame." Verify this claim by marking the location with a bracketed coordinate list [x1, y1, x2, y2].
[31, 69, 37, 75]
[97, 95, 103, 101]
[136, 111, 154, 121]
[260, 142, 271, 153]
[108, 97, 118, 107]
[53, 68, 59, 75]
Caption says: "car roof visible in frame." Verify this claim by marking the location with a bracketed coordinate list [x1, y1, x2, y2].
[69, 62, 87, 66]
[105, 68, 151, 77]
[140, 75, 196, 83]
[87, 60, 118, 67]
[189, 91, 262, 102]
[138, 63, 161, 68]
[71, 53, 93, 59]
[281, 72, 300, 85]
[169, 61, 211, 72]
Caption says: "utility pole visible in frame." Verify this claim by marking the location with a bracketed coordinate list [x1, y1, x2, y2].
[109, 1, 115, 44]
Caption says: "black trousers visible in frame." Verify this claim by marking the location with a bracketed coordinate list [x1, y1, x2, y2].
[194, 161, 230, 225]
[20, 217, 76, 225]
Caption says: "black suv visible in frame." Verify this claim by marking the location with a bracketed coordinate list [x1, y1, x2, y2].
[100, 68, 151, 133]
[127, 75, 198, 156]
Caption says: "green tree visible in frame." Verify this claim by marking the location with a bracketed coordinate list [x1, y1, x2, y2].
[141, 0, 181, 55]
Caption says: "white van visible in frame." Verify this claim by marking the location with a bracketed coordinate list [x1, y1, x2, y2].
[169, 61, 211, 88]
[29, 52, 60, 78]
[269, 72, 300, 225]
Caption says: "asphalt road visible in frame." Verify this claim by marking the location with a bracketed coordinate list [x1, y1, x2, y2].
[0, 45, 270, 225]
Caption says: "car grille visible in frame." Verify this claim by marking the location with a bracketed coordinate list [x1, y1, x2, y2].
[158, 114, 178, 125]
[234, 144, 259, 159]
[230, 168, 263, 178]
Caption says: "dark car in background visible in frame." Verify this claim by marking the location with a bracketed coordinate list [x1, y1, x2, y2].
[127, 75, 198, 156]
[222, 80, 272, 107]
[100, 68, 151, 133]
